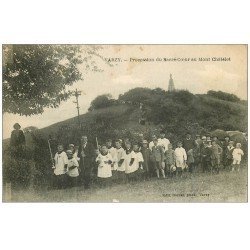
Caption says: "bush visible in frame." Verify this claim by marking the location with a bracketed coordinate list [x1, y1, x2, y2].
[207, 90, 240, 102]
[88, 94, 115, 111]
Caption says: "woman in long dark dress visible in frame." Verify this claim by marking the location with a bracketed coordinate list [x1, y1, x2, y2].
[10, 123, 26, 158]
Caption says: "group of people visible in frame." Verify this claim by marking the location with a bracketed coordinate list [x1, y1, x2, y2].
[52, 132, 245, 189]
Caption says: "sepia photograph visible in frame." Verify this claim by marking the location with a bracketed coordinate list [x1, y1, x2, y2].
[2, 44, 248, 202]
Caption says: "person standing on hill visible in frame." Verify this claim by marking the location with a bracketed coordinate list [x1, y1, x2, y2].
[183, 133, 196, 152]
[141, 140, 151, 180]
[165, 143, 176, 177]
[149, 135, 157, 151]
[96, 145, 113, 187]
[211, 140, 223, 174]
[231, 143, 244, 172]
[174, 141, 187, 177]
[77, 135, 95, 189]
[225, 140, 234, 171]
[124, 140, 137, 181]
[158, 131, 170, 153]
[212, 136, 222, 147]
[106, 139, 117, 171]
[195, 135, 202, 147]
[183, 133, 196, 173]
[151, 138, 165, 179]
[10, 123, 26, 158]
[200, 141, 212, 173]
[115, 139, 126, 182]
[222, 136, 230, 168]
[66, 149, 79, 187]
[53, 144, 68, 189]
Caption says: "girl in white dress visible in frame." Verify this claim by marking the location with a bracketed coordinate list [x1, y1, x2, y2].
[96, 145, 113, 186]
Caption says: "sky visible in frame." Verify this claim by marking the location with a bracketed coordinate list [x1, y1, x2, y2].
[3, 45, 247, 139]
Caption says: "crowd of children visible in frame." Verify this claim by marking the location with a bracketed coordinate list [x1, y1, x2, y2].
[52, 132, 245, 189]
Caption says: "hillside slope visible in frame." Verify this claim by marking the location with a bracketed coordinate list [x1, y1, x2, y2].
[28, 90, 247, 147]
[3, 89, 247, 148]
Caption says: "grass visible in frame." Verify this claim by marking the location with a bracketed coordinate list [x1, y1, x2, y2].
[4, 168, 247, 203]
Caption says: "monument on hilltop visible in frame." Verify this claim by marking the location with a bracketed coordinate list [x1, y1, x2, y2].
[168, 74, 175, 92]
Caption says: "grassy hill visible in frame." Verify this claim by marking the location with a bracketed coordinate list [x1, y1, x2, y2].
[4, 89, 247, 148]
[31, 89, 247, 147]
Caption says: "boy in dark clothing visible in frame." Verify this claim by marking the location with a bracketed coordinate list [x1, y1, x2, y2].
[225, 141, 234, 171]
[151, 139, 165, 179]
[183, 133, 196, 152]
[141, 140, 151, 180]
[211, 140, 223, 174]
[77, 135, 95, 189]
[201, 141, 212, 173]
[165, 143, 176, 177]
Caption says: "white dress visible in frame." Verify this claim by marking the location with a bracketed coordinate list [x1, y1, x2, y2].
[174, 147, 187, 169]
[232, 148, 244, 164]
[67, 158, 79, 177]
[54, 151, 68, 175]
[125, 151, 144, 174]
[96, 153, 113, 178]
[115, 147, 126, 171]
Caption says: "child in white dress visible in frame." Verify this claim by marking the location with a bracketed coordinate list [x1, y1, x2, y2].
[232, 143, 244, 172]
[174, 141, 187, 177]
[53, 144, 68, 189]
[96, 145, 113, 186]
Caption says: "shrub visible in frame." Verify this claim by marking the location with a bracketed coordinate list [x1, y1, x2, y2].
[88, 94, 115, 111]
[207, 90, 240, 102]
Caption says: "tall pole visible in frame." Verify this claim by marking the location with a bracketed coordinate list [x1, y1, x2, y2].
[73, 88, 82, 129]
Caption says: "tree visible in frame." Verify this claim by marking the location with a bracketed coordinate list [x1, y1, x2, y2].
[88, 94, 114, 110]
[2, 45, 105, 116]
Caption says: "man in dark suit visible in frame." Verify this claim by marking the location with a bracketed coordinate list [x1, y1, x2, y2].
[77, 135, 95, 189]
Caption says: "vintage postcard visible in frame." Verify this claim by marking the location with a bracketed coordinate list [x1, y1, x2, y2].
[2, 44, 248, 202]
